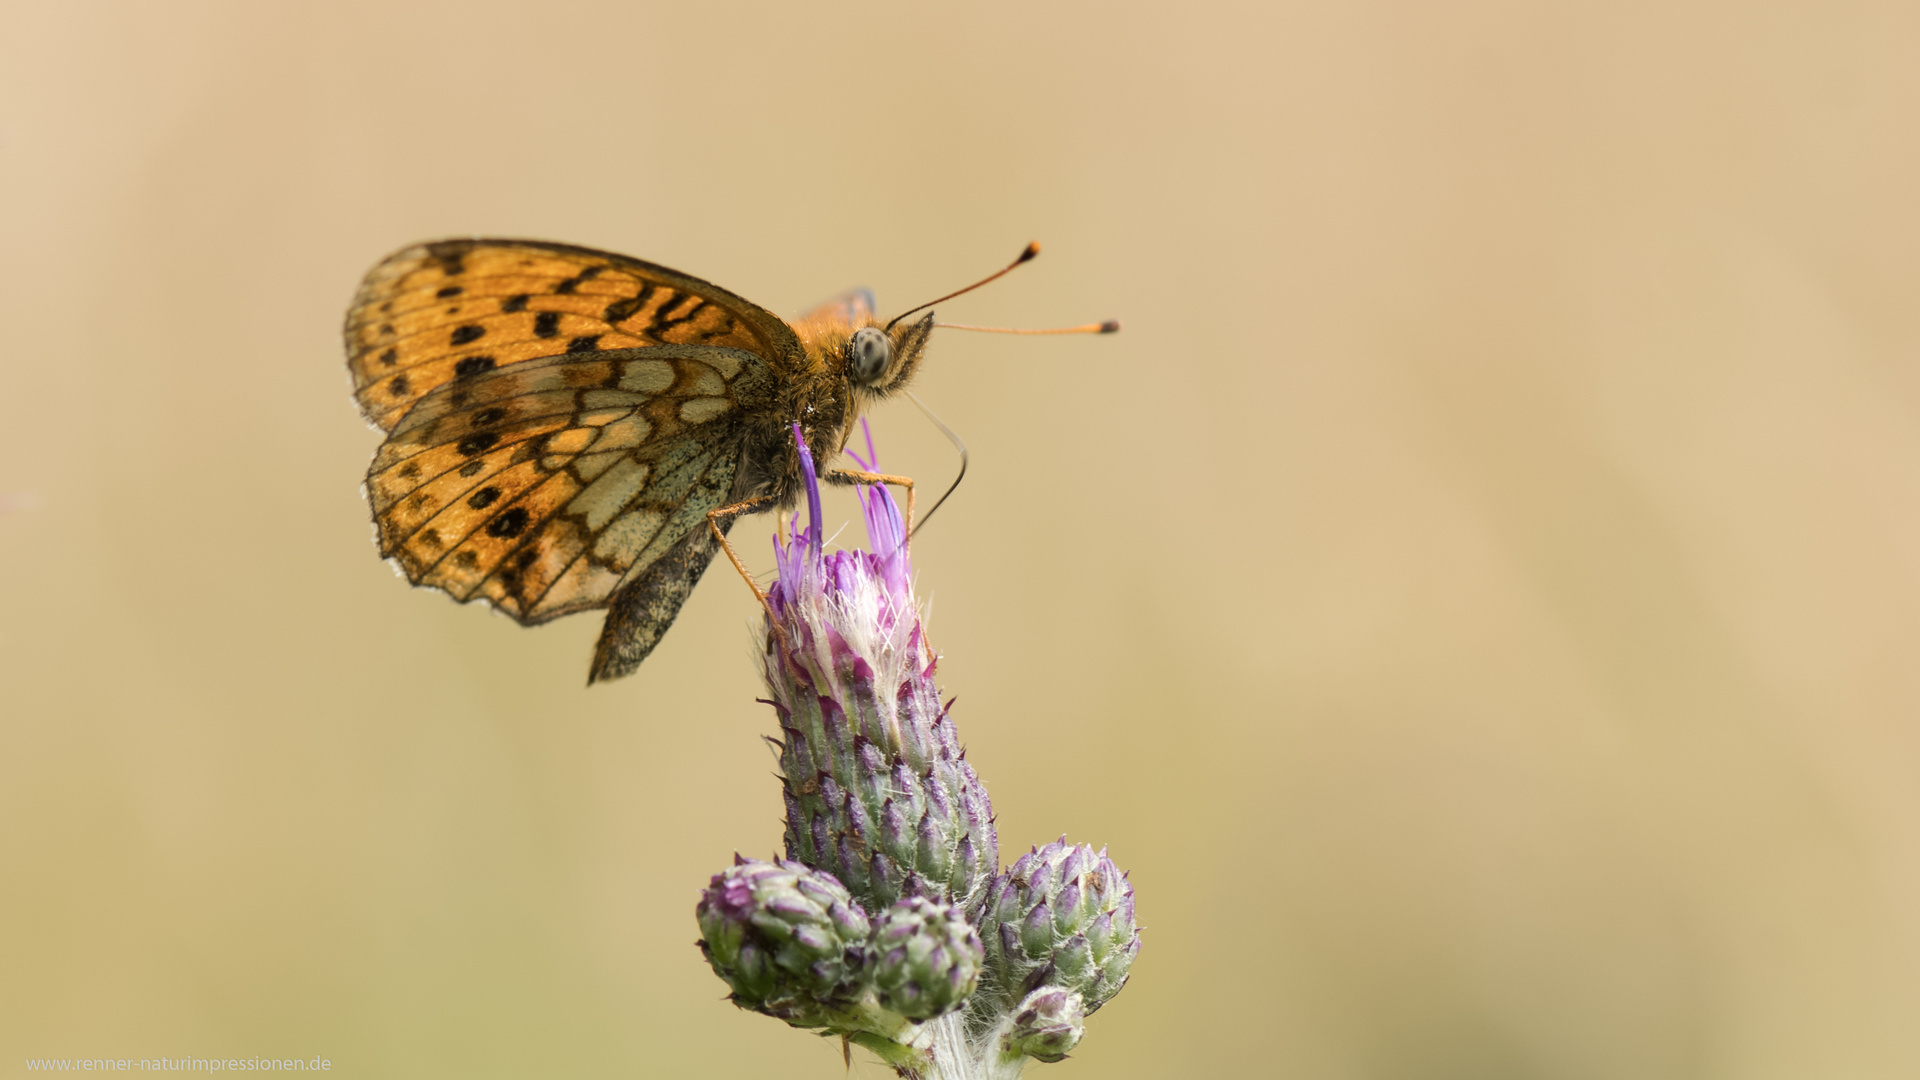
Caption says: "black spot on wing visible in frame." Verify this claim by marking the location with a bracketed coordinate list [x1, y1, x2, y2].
[436, 285, 463, 298]
[471, 407, 506, 427]
[533, 311, 560, 338]
[501, 294, 530, 313]
[566, 335, 601, 353]
[486, 507, 530, 539]
[389, 374, 410, 397]
[468, 486, 500, 509]
[457, 432, 500, 456]
[454, 355, 496, 378]
[459, 460, 486, 478]
[379, 348, 397, 366]
[451, 325, 486, 346]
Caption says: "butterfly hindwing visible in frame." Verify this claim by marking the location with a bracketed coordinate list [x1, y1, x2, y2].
[346, 238, 806, 432]
[366, 346, 771, 628]
[588, 516, 730, 683]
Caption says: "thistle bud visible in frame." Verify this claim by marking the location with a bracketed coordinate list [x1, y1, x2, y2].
[762, 425, 997, 913]
[869, 896, 984, 1020]
[695, 856, 872, 1027]
[1000, 986, 1087, 1063]
[980, 839, 1139, 1014]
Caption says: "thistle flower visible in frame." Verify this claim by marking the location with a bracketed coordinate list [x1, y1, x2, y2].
[762, 423, 998, 914]
[978, 840, 1139, 1015]
[694, 423, 1139, 1079]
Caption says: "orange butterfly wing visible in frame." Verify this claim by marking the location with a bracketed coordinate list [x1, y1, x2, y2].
[786, 287, 877, 360]
[794, 287, 876, 329]
[345, 238, 804, 431]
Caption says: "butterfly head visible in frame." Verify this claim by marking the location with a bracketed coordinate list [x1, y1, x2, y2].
[843, 313, 933, 400]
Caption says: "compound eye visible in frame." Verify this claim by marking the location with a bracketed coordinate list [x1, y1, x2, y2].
[847, 327, 892, 384]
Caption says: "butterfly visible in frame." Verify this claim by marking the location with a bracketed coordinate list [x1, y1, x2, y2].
[344, 238, 1041, 683]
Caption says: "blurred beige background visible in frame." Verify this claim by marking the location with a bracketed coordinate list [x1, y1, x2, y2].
[5, 0, 1920, 1076]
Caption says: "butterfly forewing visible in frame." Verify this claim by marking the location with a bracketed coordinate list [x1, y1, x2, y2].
[346, 239, 804, 432]
[365, 346, 772, 627]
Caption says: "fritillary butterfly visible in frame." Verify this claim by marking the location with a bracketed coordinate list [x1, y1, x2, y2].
[344, 238, 941, 683]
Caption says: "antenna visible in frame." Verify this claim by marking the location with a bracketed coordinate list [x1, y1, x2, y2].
[933, 320, 1120, 335]
[885, 242, 1041, 332]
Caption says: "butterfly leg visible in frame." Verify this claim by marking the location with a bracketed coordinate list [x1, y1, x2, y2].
[823, 469, 917, 552]
[706, 495, 784, 631]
